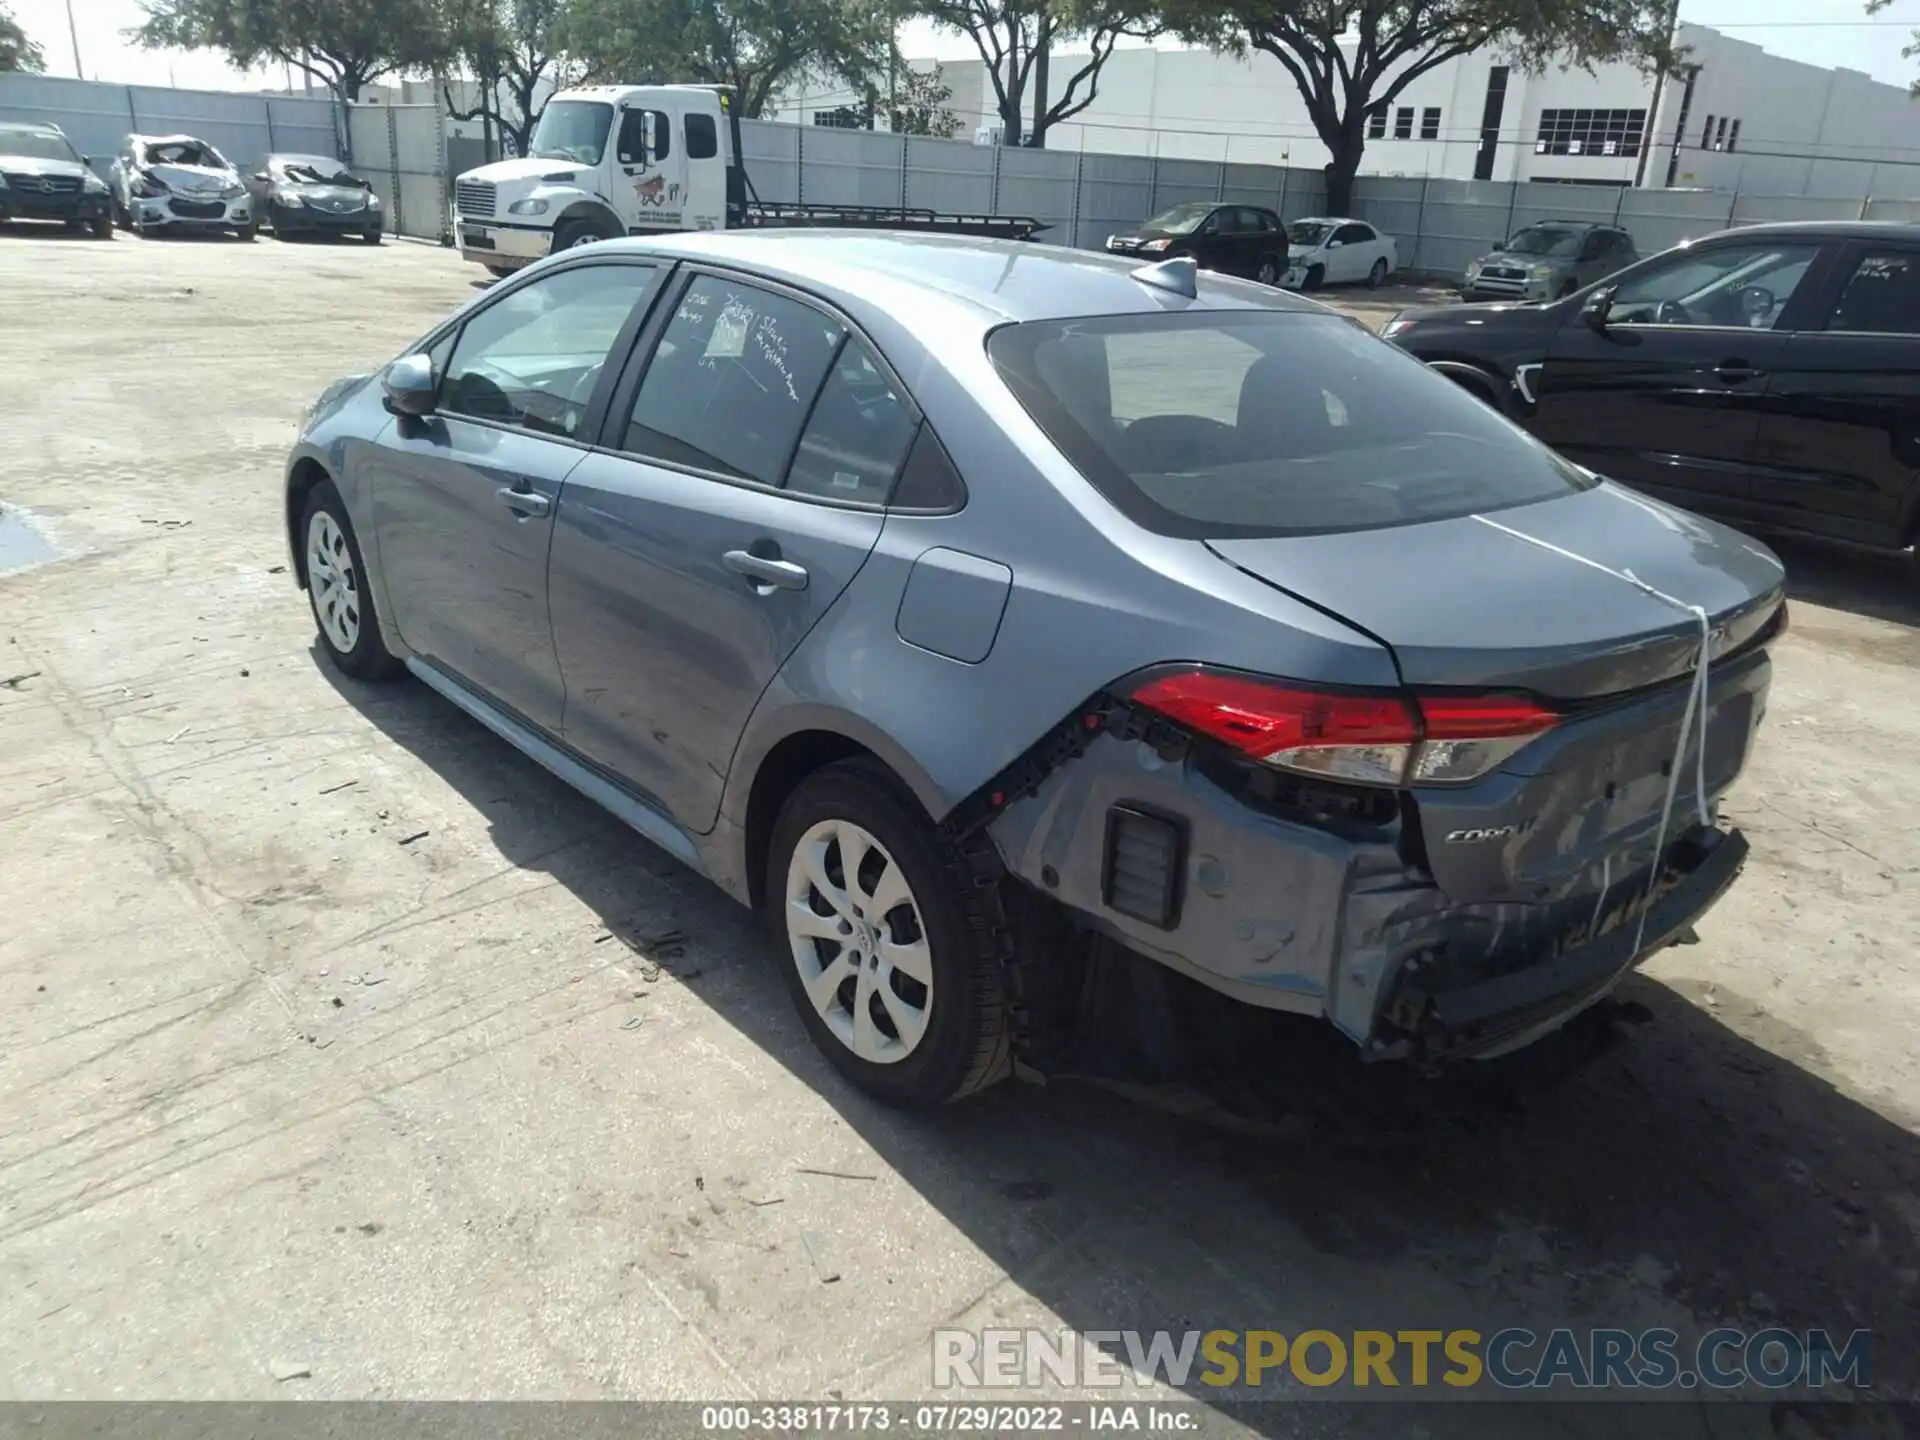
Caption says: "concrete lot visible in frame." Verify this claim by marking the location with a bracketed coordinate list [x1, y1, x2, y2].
[1, 231, 1917, 1430]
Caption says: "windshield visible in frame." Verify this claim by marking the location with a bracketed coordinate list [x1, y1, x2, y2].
[1141, 202, 1213, 235]
[277, 156, 360, 186]
[0, 129, 80, 163]
[1287, 222, 1333, 246]
[144, 139, 228, 170]
[1502, 226, 1584, 257]
[988, 311, 1595, 538]
[530, 101, 613, 165]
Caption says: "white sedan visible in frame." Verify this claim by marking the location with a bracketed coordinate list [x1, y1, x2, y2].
[1283, 217, 1398, 291]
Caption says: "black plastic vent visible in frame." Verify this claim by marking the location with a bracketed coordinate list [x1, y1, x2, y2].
[1102, 804, 1186, 929]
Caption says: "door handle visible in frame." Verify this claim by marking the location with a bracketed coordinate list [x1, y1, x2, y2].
[1715, 362, 1766, 384]
[498, 486, 552, 518]
[723, 549, 809, 592]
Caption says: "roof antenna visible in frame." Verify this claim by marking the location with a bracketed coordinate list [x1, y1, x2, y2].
[1130, 255, 1198, 299]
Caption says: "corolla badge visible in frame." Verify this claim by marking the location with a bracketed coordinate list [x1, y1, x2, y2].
[1444, 818, 1537, 844]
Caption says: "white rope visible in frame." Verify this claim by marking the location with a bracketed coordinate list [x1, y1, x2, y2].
[1471, 497, 1715, 955]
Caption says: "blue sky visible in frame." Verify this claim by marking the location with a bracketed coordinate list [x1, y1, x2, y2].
[12, 0, 1920, 92]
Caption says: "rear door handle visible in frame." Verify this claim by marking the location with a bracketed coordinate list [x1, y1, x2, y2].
[498, 486, 552, 518]
[722, 549, 809, 591]
[1715, 362, 1765, 384]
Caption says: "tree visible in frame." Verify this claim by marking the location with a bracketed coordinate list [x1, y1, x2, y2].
[889, 60, 961, 137]
[918, 0, 1162, 147]
[133, 0, 446, 105]
[437, 0, 574, 156]
[557, 0, 892, 119]
[1162, 0, 1680, 213]
[1864, 0, 1920, 96]
[0, 3, 45, 71]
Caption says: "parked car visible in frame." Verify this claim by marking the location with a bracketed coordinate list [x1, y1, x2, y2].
[1461, 220, 1637, 302]
[245, 153, 383, 242]
[286, 233, 1782, 1107]
[1282, 217, 1396, 290]
[0, 122, 113, 238]
[109, 134, 254, 239]
[1384, 220, 1920, 560]
[1105, 202, 1290, 284]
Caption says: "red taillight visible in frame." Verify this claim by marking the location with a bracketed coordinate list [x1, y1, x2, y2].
[1129, 669, 1558, 787]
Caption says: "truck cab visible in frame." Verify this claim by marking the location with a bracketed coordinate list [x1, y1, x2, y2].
[453, 84, 730, 274]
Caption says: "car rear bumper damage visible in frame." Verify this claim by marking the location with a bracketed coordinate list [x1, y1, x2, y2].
[986, 692, 1756, 1067]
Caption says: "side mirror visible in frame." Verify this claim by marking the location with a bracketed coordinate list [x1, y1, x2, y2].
[1491, 239, 1508, 252]
[1581, 286, 1616, 332]
[1328, 237, 1344, 249]
[382, 354, 438, 417]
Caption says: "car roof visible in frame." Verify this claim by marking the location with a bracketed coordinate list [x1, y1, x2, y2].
[602, 230, 1328, 325]
[1691, 219, 1920, 242]
[266, 152, 349, 167]
[135, 133, 215, 147]
[1292, 216, 1364, 225]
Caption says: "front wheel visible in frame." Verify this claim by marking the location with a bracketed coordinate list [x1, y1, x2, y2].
[766, 761, 1010, 1107]
[553, 217, 614, 252]
[235, 223, 258, 242]
[1368, 258, 1389, 288]
[363, 228, 383, 245]
[90, 216, 113, 240]
[300, 480, 402, 681]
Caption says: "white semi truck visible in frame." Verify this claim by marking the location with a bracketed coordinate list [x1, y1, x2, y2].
[451, 83, 1046, 276]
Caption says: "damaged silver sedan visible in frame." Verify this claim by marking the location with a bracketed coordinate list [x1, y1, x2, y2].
[283, 232, 1784, 1107]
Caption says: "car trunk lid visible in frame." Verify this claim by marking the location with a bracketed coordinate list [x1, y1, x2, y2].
[1205, 485, 1784, 905]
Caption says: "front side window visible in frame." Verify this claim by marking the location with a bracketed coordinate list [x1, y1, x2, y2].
[1608, 243, 1820, 329]
[1336, 223, 1373, 244]
[1287, 221, 1333, 246]
[989, 311, 1595, 539]
[530, 101, 613, 165]
[625, 275, 844, 486]
[1141, 202, 1212, 235]
[1828, 251, 1920, 334]
[1213, 209, 1246, 234]
[439, 264, 655, 437]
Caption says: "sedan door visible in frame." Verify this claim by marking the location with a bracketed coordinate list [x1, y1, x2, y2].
[366, 258, 663, 732]
[1532, 237, 1828, 521]
[1747, 242, 1920, 547]
[548, 269, 918, 831]
[1329, 223, 1375, 283]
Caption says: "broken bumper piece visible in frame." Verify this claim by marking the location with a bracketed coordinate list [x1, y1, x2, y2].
[1381, 825, 1748, 1063]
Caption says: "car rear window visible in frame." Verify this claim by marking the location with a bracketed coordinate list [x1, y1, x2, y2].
[986, 310, 1596, 538]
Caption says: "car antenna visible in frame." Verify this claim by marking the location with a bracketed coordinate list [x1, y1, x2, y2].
[1130, 256, 1197, 299]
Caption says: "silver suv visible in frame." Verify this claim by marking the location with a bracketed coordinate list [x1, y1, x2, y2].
[1463, 221, 1637, 302]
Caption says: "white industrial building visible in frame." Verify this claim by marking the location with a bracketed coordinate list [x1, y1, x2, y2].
[772, 23, 1920, 199]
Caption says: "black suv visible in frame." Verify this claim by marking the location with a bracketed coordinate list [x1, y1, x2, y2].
[0, 122, 112, 238]
[1105, 202, 1290, 285]
[1384, 221, 1920, 560]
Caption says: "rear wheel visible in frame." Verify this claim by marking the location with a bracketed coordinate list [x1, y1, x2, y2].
[766, 761, 1009, 1107]
[1304, 263, 1326, 292]
[1255, 255, 1281, 286]
[300, 480, 402, 681]
[1368, 257, 1389, 288]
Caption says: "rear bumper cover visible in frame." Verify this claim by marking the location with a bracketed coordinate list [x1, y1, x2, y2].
[1381, 825, 1747, 1062]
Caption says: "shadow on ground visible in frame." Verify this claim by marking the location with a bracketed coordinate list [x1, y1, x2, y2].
[319, 656, 1917, 1437]
[1773, 539, 1920, 631]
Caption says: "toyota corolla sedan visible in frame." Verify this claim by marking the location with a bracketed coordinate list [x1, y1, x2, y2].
[284, 233, 1784, 1107]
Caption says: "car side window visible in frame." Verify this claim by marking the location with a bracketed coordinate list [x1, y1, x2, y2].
[439, 264, 655, 439]
[624, 274, 844, 486]
[1204, 209, 1234, 234]
[1608, 243, 1821, 330]
[786, 338, 919, 504]
[1252, 210, 1278, 232]
[1336, 223, 1372, 244]
[686, 113, 718, 161]
[1826, 251, 1920, 335]
[615, 110, 646, 165]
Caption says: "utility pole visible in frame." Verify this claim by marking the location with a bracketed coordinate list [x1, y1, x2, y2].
[64, 0, 83, 79]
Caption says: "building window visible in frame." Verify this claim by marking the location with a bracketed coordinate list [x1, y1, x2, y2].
[1394, 107, 1414, 139]
[1535, 108, 1648, 158]
[1368, 109, 1386, 140]
[1728, 119, 1741, 153]
[1715, 115, 1730, 151]
[813, 107, 863, 129]
[1701, 114, 1715, 148]
[1421, 107, 1441, 140]
[1475, 66, 1510, 181]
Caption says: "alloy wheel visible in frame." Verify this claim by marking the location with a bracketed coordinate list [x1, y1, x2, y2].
[784, 819, 933, 1064]
[306, 510, 361, 654]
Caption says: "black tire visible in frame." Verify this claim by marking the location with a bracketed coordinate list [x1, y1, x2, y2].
[112, 195, 130, 230]
[1255, 255, 1282, 286]
[235, 223, 258, 242]
[1441, 365, 1507, 414]
[1304, 263, 1326, 292]
[363, 229, 383, 245]
[552, 216, 615, 253]
[91, 216, 113, 240]
[298, 479, 402, 681]
[1368, 257, 1389, 288]
[484, 263, 516, 279]
[765, 760, 1010, 1107]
